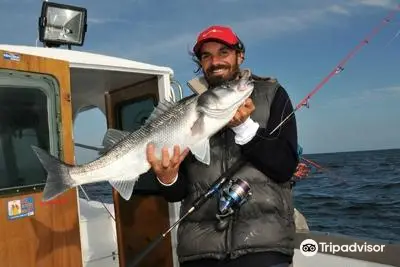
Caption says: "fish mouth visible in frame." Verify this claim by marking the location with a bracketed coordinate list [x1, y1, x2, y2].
[200, 87, 254, 118]
[200, 68, 254, 118]
[223, 69, 252, 89]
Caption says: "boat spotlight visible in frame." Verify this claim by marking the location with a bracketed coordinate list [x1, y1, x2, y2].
[38, 1, 87, 48]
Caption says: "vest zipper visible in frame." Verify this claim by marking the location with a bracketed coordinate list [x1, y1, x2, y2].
[222, 129, 234, 259]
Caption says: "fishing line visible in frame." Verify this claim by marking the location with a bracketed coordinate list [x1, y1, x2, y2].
[384, 26, 400, 47]
[268, 4, 400, 136]
[246, 5, 400, 181]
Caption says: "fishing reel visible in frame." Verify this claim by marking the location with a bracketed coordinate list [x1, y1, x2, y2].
[215, 178, 252, 231]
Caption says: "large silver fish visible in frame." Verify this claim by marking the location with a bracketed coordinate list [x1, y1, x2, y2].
[32, 69, 255, 201]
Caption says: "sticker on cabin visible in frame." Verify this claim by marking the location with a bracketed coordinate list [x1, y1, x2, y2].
[3, 52, 20, 61]
[7, 197, 35, 220]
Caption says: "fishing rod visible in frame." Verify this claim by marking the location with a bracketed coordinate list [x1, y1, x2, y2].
[301, 156, 324, 170]
[269, 4, 400, 135]
[128, 158, 248, 267]
[300, 156, 347, 184]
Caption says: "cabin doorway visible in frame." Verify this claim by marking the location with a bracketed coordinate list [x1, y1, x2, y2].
[104, 77, 175, 267]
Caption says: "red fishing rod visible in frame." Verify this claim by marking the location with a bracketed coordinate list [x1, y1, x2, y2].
[300, 156, 347, 184]
[269, 4, 400, 135]
[301, 156, 324, 170]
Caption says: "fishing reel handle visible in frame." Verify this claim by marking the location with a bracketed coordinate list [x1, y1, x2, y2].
[219, 178, 252, 214]
[192, 158, 248, 209]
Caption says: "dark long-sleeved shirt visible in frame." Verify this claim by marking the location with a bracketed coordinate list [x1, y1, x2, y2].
[241, 85, 299, 182]
[158, 85, 299, 202]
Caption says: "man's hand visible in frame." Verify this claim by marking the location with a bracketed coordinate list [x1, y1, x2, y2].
[228, 98, 255, 127]
[146, 143, 189, 184]
[293, 163, 311, 180]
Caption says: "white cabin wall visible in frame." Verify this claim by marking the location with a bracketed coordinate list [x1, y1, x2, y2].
[158, 74, 173, 102]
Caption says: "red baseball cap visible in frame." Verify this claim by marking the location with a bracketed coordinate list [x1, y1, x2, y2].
[193, 25, 242, 55]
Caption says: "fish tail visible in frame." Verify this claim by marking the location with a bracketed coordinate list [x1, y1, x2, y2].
[31, 145, 76, 201]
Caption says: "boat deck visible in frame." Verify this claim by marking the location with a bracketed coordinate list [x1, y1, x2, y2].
[77, 198, 400, 267]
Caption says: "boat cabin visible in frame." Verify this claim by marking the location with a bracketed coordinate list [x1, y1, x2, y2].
[0, 43, 182, 267]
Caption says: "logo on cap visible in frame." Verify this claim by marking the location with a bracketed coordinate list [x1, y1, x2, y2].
[202, 28, 223, 38]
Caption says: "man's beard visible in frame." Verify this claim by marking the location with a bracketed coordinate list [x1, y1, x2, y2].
[204, 63, 240, 88]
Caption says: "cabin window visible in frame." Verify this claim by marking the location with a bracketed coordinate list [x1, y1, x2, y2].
[116, 95, 157, 132]
[0, 69, 61, 194]
[114, 94, 161, 194]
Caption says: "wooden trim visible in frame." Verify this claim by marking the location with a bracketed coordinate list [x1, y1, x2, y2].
[109, 76, 157, 95]
[0, 49, 82, 267]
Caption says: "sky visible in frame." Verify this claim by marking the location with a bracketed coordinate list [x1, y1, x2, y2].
[1, 0, 399, 157]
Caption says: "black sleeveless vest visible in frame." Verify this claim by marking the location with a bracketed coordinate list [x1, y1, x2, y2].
[176, 75, 295, 262]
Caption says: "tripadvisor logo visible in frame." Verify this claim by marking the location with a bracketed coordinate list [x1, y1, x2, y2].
[300, 239, 318, 257]
[300, 239, 385, 257]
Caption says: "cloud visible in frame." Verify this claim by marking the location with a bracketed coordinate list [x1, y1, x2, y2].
[357, 85, 400, 102]
[0, 0, 33, 2]
[88, 18, 131, 25]
[104, 3, 353, 62]
[89, 0, 398, 76]
[348, 0, 399, 9]
[328, 5, 352, 15]
[372, 85, 400, 95]
[1, 1, 395, 70]
[327, 85, 400, 107]
[232, 5, 351, 38]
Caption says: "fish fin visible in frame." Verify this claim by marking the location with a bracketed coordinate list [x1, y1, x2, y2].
[143, 99, 176, 125]
[189, 139, 211, 165]
[102, 129, 131, 150]
[191, 115, 205, 136]
[31, 145, 76, 201]
[109, 177, 139, 200]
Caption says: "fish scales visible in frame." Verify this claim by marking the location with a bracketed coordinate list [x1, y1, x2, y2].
[70, 95, 199, 179]
[30, 69, 254, 201]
